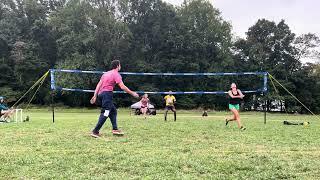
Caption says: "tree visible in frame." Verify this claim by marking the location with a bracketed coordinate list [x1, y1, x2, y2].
[233, 19, 302, 111]
[294, 33, 320, 62]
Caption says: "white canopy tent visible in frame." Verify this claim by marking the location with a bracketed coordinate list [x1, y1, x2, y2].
[130, 101, 156, 115]
[130, 101, 155, 109]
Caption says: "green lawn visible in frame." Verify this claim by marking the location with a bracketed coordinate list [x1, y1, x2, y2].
[0, 108, 319, 179]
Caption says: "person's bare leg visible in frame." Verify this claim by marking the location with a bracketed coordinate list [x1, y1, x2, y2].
[229, 109, 242, 128]
[231, 109, 243, 128]
[3, 110, 14, 119]
[226, 110, 236, 125]
[142, 108, 147, 119]
[226, 114, 236, 121]
[1, 110, 14, 122]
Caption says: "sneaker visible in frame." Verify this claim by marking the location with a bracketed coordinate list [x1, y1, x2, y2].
[240, 126, 246, 130]
[225, 119, 229, 126]
[90, 132, 101, 138]
[112, 130, 124, 136]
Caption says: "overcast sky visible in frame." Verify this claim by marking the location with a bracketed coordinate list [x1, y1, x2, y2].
[163, 0, 320, 38]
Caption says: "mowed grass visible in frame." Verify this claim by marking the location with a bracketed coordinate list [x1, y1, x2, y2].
[0, 108, 320, 179]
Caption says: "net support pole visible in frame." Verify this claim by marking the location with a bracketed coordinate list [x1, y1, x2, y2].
[263, 73, 268, 124]
[50, 69, 55, 123]
[51, 92, 55, 123]
[264, 93, 267, 124]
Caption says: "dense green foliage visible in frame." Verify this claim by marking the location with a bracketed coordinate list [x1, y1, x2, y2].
[0, 0, 319, 112]
[0, 109, 320, 179]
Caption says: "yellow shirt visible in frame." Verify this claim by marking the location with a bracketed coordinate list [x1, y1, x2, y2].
[164, 95, 176, 106]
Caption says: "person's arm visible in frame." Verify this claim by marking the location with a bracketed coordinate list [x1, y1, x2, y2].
[90, 79, 102, 104]
[237, 89, 245, 98]
[228, 90, 236, 98]
[118, 82, 139, 98]
[228, 90, 244, 98]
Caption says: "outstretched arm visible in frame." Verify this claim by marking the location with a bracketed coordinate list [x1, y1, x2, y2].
[118, 82, 139, 98]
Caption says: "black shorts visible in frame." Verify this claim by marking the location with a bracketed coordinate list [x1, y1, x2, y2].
[165, 106, 175, 111]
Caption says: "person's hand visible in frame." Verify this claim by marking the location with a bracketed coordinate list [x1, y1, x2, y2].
[90, 96, 96, 104]
[132, 92, 139, 98]
[240, 95, 245, 98]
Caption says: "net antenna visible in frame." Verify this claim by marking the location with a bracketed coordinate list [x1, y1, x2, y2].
[49, 69, 268, 122]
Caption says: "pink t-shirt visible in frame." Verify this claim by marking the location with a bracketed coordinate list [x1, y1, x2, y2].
[98, 69, 123, 94]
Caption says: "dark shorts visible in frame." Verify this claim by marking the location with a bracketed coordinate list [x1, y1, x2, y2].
[165, 106, 175, 111]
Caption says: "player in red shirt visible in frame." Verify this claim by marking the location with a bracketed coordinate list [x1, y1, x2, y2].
[90, 60, 139, 138]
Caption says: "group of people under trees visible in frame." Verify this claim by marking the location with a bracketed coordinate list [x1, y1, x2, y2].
[89, 60, 246, 138]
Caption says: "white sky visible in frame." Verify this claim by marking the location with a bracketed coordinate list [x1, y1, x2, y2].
[163, 0, 320, 38]
[163, 0, 320, 63]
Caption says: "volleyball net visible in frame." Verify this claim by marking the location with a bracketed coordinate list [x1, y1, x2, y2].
[49, 69, 268, 95]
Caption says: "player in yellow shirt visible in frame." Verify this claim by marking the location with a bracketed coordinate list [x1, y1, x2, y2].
[164, 91, 176, 121]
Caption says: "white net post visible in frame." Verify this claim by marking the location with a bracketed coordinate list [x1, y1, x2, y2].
[14, 109, 23, 122]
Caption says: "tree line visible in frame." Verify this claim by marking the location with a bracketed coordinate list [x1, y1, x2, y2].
[0, 0, 319, 113]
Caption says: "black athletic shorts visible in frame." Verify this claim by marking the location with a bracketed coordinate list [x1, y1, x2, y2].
[165, 106, 175, 111]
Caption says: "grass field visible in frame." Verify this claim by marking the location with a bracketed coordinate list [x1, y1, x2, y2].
[0, 108, 320, 179]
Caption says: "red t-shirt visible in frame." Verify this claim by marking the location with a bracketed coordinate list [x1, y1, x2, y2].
[98, 69, 122, 94]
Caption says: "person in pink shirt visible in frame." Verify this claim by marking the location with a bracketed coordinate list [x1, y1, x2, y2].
[90, 60, 139, 138]
[140, 94, 149, 119]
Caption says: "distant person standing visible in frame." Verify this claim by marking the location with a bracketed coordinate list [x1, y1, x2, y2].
[90, 60, 139, 138]
[140, 94, 149, 119]
[225, 83, 246, 130]
[164, 91, 176, 121]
